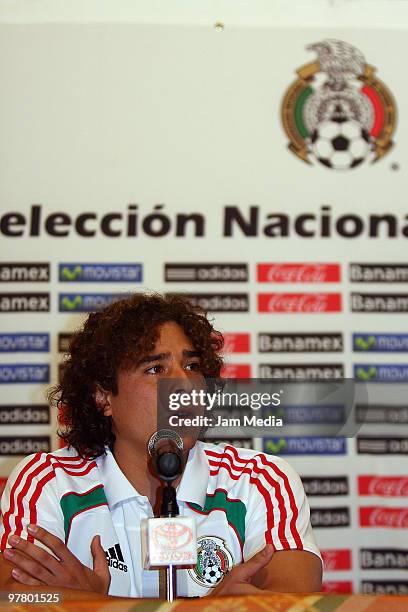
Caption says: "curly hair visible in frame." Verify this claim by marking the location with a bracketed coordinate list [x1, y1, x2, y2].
[49, 292, 224, 458]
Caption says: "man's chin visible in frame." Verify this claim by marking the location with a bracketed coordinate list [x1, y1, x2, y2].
[182, 434, 200, 456]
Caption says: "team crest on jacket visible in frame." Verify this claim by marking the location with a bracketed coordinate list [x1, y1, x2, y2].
[281, 39, 397, 170]
[188, 536, 233, 588]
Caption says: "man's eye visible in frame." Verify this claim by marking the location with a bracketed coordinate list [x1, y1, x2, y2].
[146, 364, 164, 374]
[186, 362, 201, 372]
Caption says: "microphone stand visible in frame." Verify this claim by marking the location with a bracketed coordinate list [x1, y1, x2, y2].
[147, 430, 192, 603]
[160, 482, 179, 602]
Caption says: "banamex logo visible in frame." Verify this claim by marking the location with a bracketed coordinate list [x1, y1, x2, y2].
[362, 581, 408, 596]
[282, 39, 396, 170]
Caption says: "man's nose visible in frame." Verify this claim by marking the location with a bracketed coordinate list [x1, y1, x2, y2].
[169, 363, 193, 393]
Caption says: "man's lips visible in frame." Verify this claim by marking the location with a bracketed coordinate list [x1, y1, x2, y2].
[166, 402, 207, 422]
[170, 407, 202, 417]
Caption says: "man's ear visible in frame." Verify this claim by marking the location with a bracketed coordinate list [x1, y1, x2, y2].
[94, 385, 112, 417]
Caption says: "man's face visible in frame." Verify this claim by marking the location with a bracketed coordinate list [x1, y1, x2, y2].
[103, 321, 205, 455]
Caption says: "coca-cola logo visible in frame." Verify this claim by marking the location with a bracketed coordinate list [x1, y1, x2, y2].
[221, 364, 251, 378]
[322, 552, 338, 572]
[360, 506, 408, 528]
[322, 581, 353, 594]
[321, 549, 352, 571]
[222, 333, 250, 353]
[258, 263, 340, 283]
[359, 476, 408, 497]
[258, 293, 341, 313]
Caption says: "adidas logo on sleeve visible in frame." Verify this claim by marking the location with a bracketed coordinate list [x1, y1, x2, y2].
[105, 543, 128, 572]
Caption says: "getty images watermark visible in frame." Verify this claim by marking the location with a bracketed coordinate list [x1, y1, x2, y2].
[167, 388, 283, 428]
[156, 378, 377, 440]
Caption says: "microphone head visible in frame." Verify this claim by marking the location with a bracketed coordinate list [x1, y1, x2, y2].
[147, 429, 184, 481]
[157, 452, 182, 480]
[147, 429, 184, 457]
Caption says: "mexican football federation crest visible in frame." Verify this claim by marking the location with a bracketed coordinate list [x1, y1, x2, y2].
[281, 39, 397, 170]
[188, 536, 233, 588]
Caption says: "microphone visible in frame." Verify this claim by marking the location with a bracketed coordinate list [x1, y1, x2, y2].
[143, 429, 197, 601]
[147, 429, 184, 482]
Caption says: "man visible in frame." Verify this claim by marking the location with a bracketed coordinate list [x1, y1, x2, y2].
[0, 293, 322, 597]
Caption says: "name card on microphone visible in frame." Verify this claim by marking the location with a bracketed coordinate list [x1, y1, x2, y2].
[141, 516, 197, 568]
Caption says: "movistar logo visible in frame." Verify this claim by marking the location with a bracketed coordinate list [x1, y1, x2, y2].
[354, 364, 408, 382]
[353, 333, 408, 353]
[59, 293, 128, 312]
[0, 333, 49, 352]
[356, 366, 378, 381]
[59, 263, 142, 282]
[60, 295, 83, 311]
[0, 364, 49, 384]
[264, 438, 286, 454]
[354, 335, 376, 351]
[265, 436, 346, 455]
[61, 265, 82, 281]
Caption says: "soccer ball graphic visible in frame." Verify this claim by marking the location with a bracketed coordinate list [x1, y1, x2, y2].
[310, 119, 372, 170]
[203, 564, 222, 584]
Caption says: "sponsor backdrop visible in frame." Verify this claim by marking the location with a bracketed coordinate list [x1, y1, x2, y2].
[1, 14, 408, 595]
